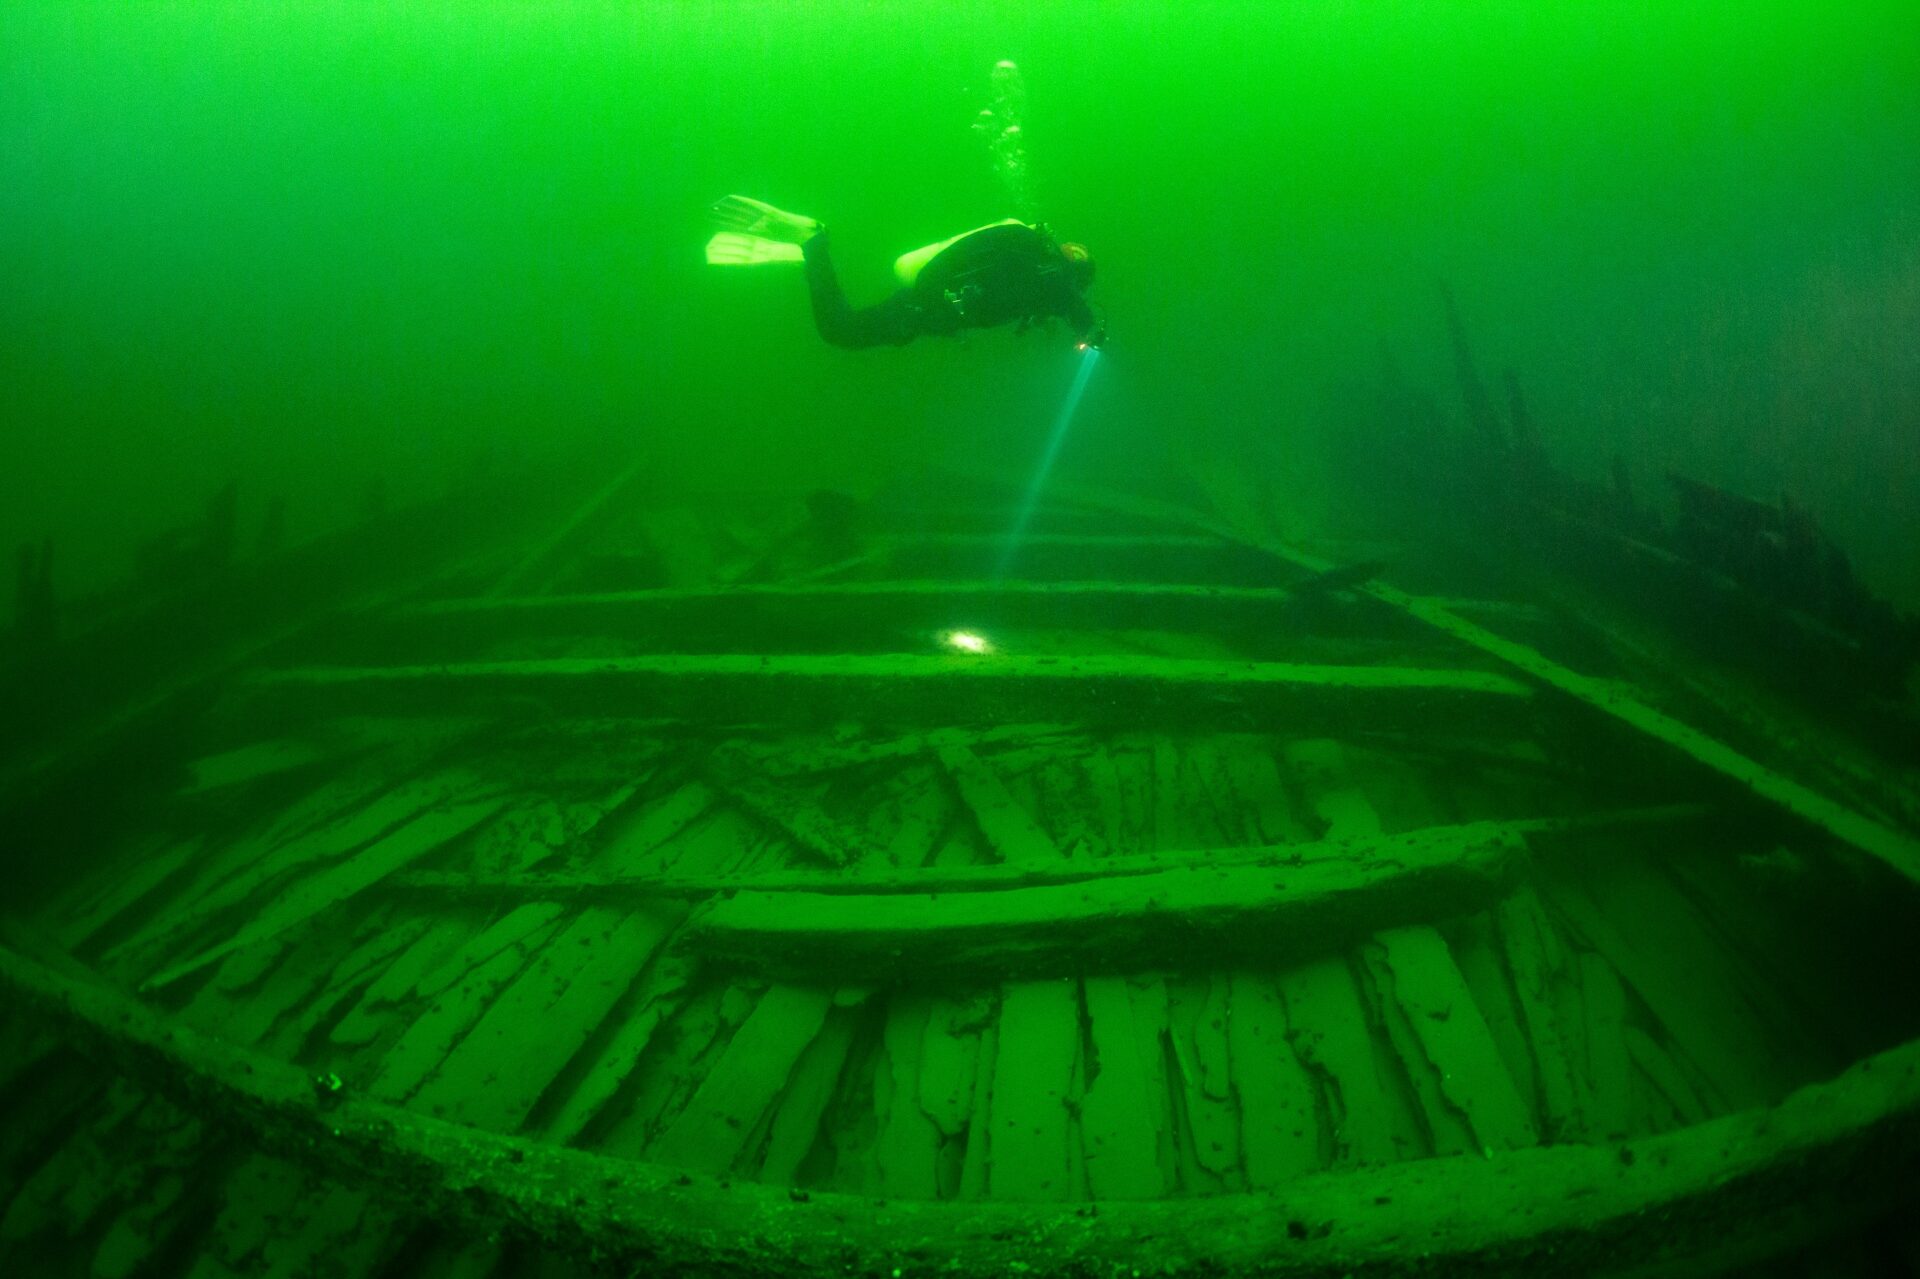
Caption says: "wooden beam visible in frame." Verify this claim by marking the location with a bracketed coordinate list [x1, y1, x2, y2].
[381, 807, 1709, 903]
[678, 827, 1526, 983]
[6, 941, 1918, 1278]
[243, 652, 1531, 732]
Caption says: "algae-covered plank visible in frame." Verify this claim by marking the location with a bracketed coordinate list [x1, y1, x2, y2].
[1225, 970, 1322, 1187]
[1498, 885, 1591, 1140]
[601, 983, 758, 1159]
[939, 744, 1060, 865]
[1275, 956, 1411, 1165]
[145, 795, 504, 991]
[1582, 951, 1635, 1141]
[1216, 737, 1313, 845]
[1078, 975, 1167, 1200]
[872, 995, 944, 1200]
[1545, 875, 1776, 1111]
[1624, 1024, 1709, 1128]
[108, 758, 476, 976]
[594, 780, 716, 874]
[1371, 925, 1538, 1153]
[369, 909, 565, 1101]
[410, 905, 675, 1131]
[1357, 939, 1474, 1158]
[648, 984, 835, 1175]
[1167, 975, 1241, 1189]
[757, 999, 862, 1185]
[55, 836, 203, 956]
[537, 954, 696, 1147]
[984, 978, 1080, 1202]
[707, 749, 879, 867]
[1447, 911, 1541, 1136]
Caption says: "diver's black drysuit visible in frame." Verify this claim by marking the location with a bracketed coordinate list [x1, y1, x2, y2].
[802, 224, 1099, 349]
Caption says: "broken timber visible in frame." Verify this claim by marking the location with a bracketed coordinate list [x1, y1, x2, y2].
[241, 653, 1531, 731]
[676, 826, 1526, 983]
[5, 939, 1919, 1278]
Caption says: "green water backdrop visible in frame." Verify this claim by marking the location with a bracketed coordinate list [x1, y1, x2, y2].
[5, 1, 1916, 602]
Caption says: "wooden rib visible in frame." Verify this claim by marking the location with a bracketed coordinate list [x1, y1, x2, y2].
[243, 653, 1532, 733]
[386, 806, 1706, 902]
[681, 825, 1522, 983]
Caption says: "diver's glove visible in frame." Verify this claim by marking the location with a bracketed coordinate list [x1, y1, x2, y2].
[1079, 321, 1107, 351]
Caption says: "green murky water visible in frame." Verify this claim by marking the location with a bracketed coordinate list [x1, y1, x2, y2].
[3, 1, 1916, 603]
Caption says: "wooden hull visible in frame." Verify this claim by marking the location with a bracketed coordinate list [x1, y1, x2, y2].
[4, 474, 1917, 1277]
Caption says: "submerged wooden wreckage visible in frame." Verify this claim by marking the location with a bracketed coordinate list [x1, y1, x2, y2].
[3, 463, 1918, 1277]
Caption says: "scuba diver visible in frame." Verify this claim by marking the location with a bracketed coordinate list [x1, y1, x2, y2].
[706, 195, 1105, 351]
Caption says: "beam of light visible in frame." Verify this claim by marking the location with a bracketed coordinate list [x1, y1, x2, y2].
[943, 629, 992, 654]
[995, 346, 1102, 582]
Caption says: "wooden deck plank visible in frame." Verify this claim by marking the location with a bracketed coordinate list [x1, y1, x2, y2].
[1372, 926, 1538, 1153]
[939, 744, 1060, 865]
[536, 954, 696, 1148]
[1357, 940, 1474, 1157]
[409, 905, 675, 1132]
[984, 978, 1081, 1202]
[1225, 970, 1322, 1187]
[1497, 886, 1592, 1141]
[647, 984, 835, 1175]
[15, 928, 1920, 1279]
[1447, 912, 1542, 1136]
[144, 794, 503, 991]
[751, 997, 859, 1186]
[872, 995, 944, 1200]
[1275, 956, 1411, 1166]
[1056, 480, 1920, 883]
[1581, 952, 1635, 1142]
[368, 910, 566, 1102]
[1545, 873, 1779, 1111]
[1079, 976, 1167, 1200]
[1167, 975, 1241, 1190]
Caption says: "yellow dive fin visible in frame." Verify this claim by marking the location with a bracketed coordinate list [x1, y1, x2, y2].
[705, 232, 805, 267]
[892, 218, 1025, 286]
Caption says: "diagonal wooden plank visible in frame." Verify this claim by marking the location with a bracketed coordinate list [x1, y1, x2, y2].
[647, 984, 836, 1175]
[143, 794, 504, 991]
